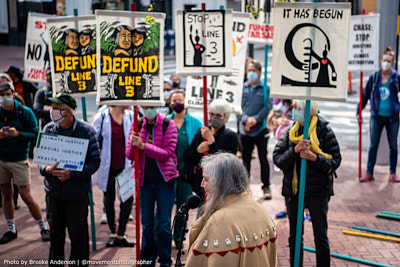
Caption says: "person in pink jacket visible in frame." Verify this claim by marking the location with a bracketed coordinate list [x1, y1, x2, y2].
[126, 106, 178, 267]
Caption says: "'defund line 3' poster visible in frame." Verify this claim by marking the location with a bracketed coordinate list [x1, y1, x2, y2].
[47, 15, 97, 96]
[96, 10, 165, 106]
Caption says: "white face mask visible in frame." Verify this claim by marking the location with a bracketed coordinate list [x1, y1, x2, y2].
[0, 95, 14, 108]
[381, 61, 391, 71]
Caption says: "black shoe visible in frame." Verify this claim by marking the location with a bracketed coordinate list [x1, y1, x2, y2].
[115, 237, 135, 247]
[263, 186, 272, 200]
[41, 229, 50, 242]
[0, 231, 17, 244]
[14, 203, 20, 210]
[106, 237, 116, 247]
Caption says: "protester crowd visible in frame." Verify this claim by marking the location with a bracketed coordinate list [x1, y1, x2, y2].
[0, 46, 399, 267]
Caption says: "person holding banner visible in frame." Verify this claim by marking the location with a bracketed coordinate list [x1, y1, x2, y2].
[126, 107, 178, 267]
[39, 93, 100, 265]
[167, 89, 203, 249]
[0, 81, 50, 244]
[183, 99, 238, 200]
[357, 46, 400, 183]
[273, 100, 341, 267]
[185, 153, 277, 266]
[92, 105, 135, 247]
[240, 59, 273, 200]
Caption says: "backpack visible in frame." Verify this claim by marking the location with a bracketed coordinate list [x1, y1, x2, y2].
[138, 117, 170, 135]
[0, 105, 28, 130]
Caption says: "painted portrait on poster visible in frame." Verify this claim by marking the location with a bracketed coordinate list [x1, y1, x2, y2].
[47, 16, 97, 96]
[96, 10, 164, 106]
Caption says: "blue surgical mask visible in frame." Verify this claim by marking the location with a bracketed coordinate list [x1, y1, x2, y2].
[144, 108, 158, 120]
[247, 72, 258, 82]
[292, 110, 304, 123]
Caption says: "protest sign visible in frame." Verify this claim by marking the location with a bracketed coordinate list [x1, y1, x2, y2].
[185, 12, 251, 113]
[271, 2, 351, 102]
[175, 9, 233, 76]
[348, 14, 380, 72]
[47, 15, 97, 96]
[116, 166, 135, 203]
[96, 10, 165, 107]
[33, 132, 89, 172]
[23, 12, 53, 83]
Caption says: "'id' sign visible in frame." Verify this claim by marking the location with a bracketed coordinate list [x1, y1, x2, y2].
[271, 2, 350, 102]
[348, 14, 380, 72]
[175, 9, 233, 76]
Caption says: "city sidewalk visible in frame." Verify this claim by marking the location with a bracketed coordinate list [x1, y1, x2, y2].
[0, 149, 399, 266]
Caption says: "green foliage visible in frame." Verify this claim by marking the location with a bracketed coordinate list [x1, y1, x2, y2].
[49, 25, 68, 54]
[99, 21, 120, 53]
[141, 22, 160, 53]
[246, 4, 264, 19]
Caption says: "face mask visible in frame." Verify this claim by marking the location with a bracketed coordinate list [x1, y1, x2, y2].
[171, 102, 185, 113]
[210, 117, 224, 129]
[144, 108, 158, 120]
[50, 108, 66, 124]
[292, 110, 304, 123]
[0, 96, 14, 108]
[381, 61, 391, 71]
[164, 90, 171, 101]
[247, 71, 258, 82]
[172, 81, 180, 88]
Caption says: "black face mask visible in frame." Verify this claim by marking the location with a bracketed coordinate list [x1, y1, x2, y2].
[171, 102, 185, 113]
[172, 81, 180, 88]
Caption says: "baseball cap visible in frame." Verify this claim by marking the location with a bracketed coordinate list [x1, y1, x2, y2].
[48, 92, 77, 110]
[0, 82, 15, 92]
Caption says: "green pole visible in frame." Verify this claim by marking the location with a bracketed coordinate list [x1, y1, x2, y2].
[304, 247, 392, 267]
[352, 226, 400, 238]
[293, 100, 311, 267]
[379, 211, 400, 217]
[73, 8, 96, 251]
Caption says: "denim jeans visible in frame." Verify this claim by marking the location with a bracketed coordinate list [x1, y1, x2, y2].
[140, 180, 176, 267]
[367, 116, 399, 174]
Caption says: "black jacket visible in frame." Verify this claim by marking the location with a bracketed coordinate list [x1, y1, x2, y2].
[39, 117, 101, 201]
[183, 125, 238, 197]
[273, 116, 341, 197]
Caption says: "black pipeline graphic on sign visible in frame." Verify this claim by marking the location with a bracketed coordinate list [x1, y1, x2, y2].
[50, 24, 97, 94]
[282, 23, 337, 88]
[99, 21, 160, 101]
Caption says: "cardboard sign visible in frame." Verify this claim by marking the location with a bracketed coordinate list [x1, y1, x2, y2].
[271, 2, 351, 102]
[175, 9, 233, 76]
[33, 132, 89, 171]
[47, 15, 97, 96]
[96, 10, 165, 106]
[185, 12, 251, 113]
[23, 12, 53, 83]
[348, 14, 380, 72]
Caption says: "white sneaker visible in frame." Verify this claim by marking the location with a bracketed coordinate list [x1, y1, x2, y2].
[100, 213, 107, 224]
[128, 214, 134, 221]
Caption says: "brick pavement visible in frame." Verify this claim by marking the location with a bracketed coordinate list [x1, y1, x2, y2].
[0, 149, 399, 266]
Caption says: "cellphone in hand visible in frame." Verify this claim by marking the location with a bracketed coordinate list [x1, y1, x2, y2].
[2, 126, 10, 131]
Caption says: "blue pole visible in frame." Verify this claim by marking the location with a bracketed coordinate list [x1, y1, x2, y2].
[304, 247, 392, 267]
[263, 45, 268, 129]
[352, 226, 400, 238]
[73, 8, 96, 251]
[293, 100, 311, 267]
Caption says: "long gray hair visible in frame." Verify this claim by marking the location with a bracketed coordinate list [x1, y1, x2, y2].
[200, 153, 249, 221]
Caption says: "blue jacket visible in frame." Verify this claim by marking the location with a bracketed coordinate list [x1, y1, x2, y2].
[0, 100, 38, 162]
[240, 80, 272, 136]
[357, 69, 400, 122]
[39, 117, 101, 201]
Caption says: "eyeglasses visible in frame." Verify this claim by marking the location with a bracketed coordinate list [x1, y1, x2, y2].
[209, 112, 224, 118]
